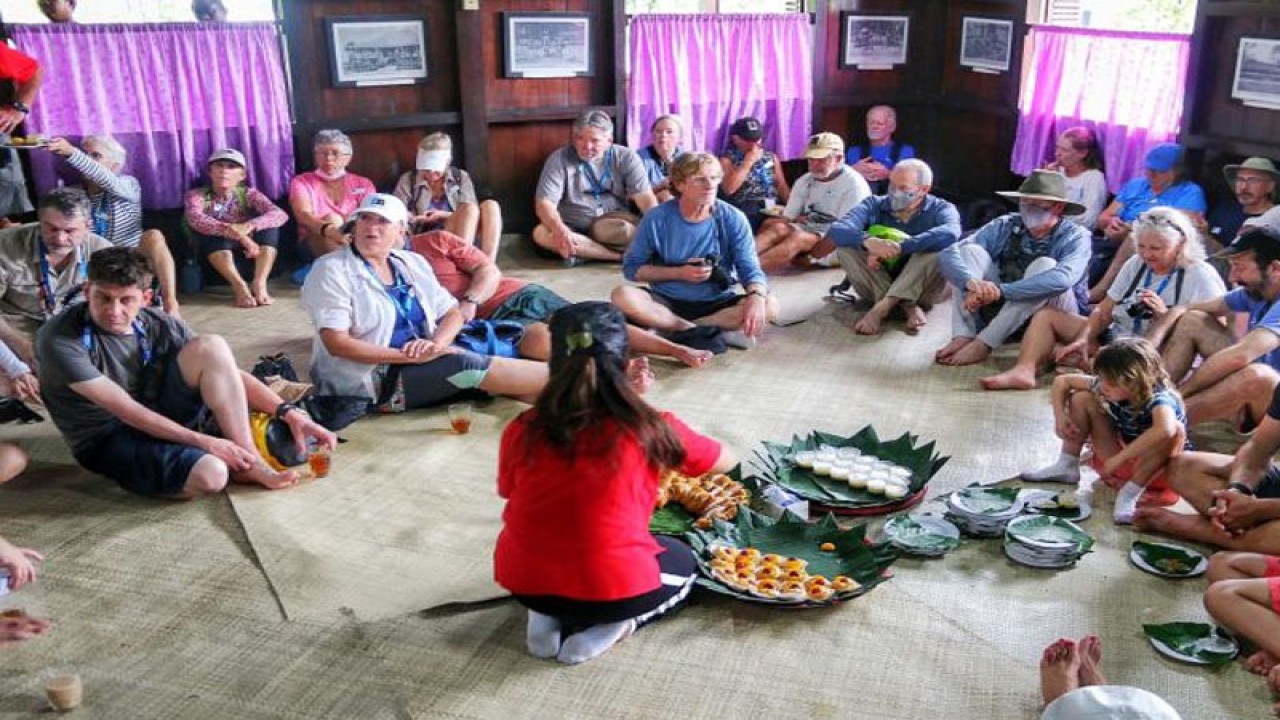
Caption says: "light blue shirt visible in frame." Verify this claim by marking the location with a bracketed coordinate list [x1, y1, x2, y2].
[623, 200, 766, 303]
[939, 214, 1091, 304]
[827, 194, 962, 254]
[1224, 287, 1280, 371]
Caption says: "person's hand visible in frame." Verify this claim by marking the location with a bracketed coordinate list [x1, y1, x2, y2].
[281, 407, 337, 457]
[45, 137, 75, 157]
[744, 143, 764, 165]
[742, 292, 768, 339]
[1054, 413, 1085, 444]
[1137, 289, 1169, 318]
[853, 157, 877, 177]
[458, 301, 478, 322]
[0, 538, 41, 591]
[421, 209, 451, 224]
[0, 609, 51, 645]
[1209, 489, 1262, 536]
[8, 373, 40, 405]
[1104, 218, 1130, 242]
[1053, 338, 1091, 368]
[0, 108, 25, 136]
[202, 437, 257, 473]
[551, 224, 575, 258]
[228, 222, 255, 240]
[400, 339, 457, 363]
[239, 237, 261, 259]
[810, 237, 836, 260]
[864, 238, 902, 261]
[626, 356, 654, 395]
[864, 161, 890, 181]
[964, 279, 1001, 309]
[679, 260, 713, 284]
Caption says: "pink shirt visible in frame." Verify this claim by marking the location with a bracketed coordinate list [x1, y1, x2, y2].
[184, 186, 289, 238]
[288, 171, 376, 242]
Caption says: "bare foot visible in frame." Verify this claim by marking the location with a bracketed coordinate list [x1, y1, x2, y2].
[252, 284, 274, 306]
[944, 339, 992, 366]
[1133, 506, 1222, 545]
[1248, 649, 1280, 676]
[233, 286, 258, 309]
[1078, 635, 1106, 686]
[1040, 638, 1081, 707]
[234, 461, 299, 490]
[854, 309, 887, 336]
[672, 345, 713, 368]
[904, 304, 927, 335]
[935, 336, 972, 364]
[980, 366, 1038, 391]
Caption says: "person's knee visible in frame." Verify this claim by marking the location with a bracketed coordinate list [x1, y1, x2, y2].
[957, 243, 991, 266]
[0, 442, 29, 483]
[1206, 552, 1243, 583]
[610, 284, 643, 310]
[182, 455, 229, 497]
[1240, 364, 1280, 395]
[592, 219, 634, 248]
[531, 225, 554, 248]
[181, 333, 234, 363]
[1025, 256, 1059, 277]
[1203, 578, 1247, 620]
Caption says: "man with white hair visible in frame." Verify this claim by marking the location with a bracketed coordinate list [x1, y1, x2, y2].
[845, 105, 917, 195]
[820, 158, 961, 335]
[532, 110, 658, 265]
[752, 132, 870, 273]
[43, 135, 180, 316]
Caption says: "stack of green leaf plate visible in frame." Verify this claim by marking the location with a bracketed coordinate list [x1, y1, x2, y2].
[883, 514, 962, 557]
[1003, 515, 1093, 569]
[1144, 622, 1239, 665]
[687, 508, 897, 607]
[754, 428, 949, 515]
[945, 486, 1024, 537]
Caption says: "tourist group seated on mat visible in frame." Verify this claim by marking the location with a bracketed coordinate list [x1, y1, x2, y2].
[8, 24, 1280, 715]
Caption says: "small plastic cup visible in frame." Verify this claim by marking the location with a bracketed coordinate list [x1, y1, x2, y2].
[448, 403, 473, 435]
[45, 673, 82, 712]
[307, 443, 331, 479]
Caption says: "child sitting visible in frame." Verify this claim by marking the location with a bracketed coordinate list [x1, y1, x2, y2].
[1205, 551, 1280, 716]
[183, 148, 289, 308]
[1022, 337, 1187, 523]
[493, 302, 735, 664]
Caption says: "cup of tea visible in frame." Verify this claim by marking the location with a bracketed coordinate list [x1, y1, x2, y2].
[448, 403, 473, 434]
[44, 673, 82, 712]
[307, 442, 331, 479]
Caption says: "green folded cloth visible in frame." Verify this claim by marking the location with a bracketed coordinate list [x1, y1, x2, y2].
[866, 225, 911, 270]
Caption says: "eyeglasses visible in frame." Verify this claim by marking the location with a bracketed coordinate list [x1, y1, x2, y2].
[316, 150, 351, 158]
[685, 175, 722, 186]
[1134, 212, 1188, 240]
[1235, 176, 1274, 186]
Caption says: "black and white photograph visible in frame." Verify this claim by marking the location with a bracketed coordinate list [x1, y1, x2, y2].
[840, 14, 909, 69]
[503, 12, 593, 79]
[325, 16, 429, 88]
[960, 17, 1013, 73]
[1233, 37, 1280, 107]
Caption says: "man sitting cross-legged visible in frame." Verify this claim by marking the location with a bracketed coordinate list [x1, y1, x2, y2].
[37, 247, 336, 499]
[1143, 226, 1280, 428]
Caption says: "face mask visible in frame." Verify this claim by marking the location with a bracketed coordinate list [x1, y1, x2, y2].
[314, 168, 347, 181]
[1020, 203, 1054, 229]
[889, 189, 918, 212]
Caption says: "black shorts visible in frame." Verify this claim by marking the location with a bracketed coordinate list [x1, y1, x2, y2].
[74, 360, 208, 498]
[196, 227, 281, 256]
[373, 350, 492, 412]
[515, 535, 698, 627]
[646, 289, 746, 322]
[1257, 467, 1280, 499]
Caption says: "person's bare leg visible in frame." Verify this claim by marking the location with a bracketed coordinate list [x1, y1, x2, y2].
[1161, 310, 1234, 383]
[0, 442, 28, 483]
[250, 246, 277, 306]
[176, 335, 296, 489]
[982, 309, 1085, 390]
[945, 338, 992, 366]
[626, 325, 711, 367]
[854, 295, 901, 336]
[175, 454, 229, 499]
[1040, 638, 1081, 708]
[478, 357, 549, 404]
[445, 203, 480, 246]
[141, 229, 180, 316]
[533, 224, 622, 261]
[207, 250, 255, 308]
[1077, 635, 1106, 686]
[610, 285, 695, 332]
[697, 294, 781, 331]
[1186, 364, 1279, 426]
[902, 303, 928, 333]
[516, 322, 552, 361]
[1089, 238, 1133, 304]
[1206, 550, 1280, 674]
[477, 200, 503, 260]
[753, 220, 789, 254]
[758, 232, 820, 273]
[1206, 578, 1280, 670]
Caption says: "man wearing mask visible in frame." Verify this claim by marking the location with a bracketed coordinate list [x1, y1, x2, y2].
[935, 170, 1091, 366]
[819, 159, 960, 335]
[753, 132, 869, 272]
[845, 105, 916, 195]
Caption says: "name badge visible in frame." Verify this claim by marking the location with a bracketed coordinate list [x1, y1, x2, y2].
[593, 204, 605, 217]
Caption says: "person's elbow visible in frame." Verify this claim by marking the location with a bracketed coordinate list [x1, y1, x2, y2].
[710, 447, 737, 474]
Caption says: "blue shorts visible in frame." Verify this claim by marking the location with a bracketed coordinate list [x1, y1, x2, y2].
[74, 360, 207, 498]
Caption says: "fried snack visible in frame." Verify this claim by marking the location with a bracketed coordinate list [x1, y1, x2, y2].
[657, 470, 750, 529]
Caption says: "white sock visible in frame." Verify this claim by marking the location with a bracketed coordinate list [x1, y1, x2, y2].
[1021, 453, 1081, 483]
[1113, 481, 1144, 524]
[526, 611, 562, 659]
[556, 619, 636, 665]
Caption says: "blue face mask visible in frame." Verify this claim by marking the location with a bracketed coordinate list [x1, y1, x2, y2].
[1020, 202, 1055, 229]
[888, 189, 919, 212]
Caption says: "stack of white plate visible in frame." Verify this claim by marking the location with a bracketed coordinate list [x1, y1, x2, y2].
[1004, 515, 1093, 569]
[883, 514, 961, 557]
[945, 487, 1025, 537]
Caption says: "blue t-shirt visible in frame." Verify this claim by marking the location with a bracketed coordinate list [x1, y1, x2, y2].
[636, 145, 682, 189]
[623, 200, 766, 303]
[845, 141, 916, 168]
[1113, 177, 1207, 223]
[1094, 379, 1189, 446]
[1224, 287, 1280, 370]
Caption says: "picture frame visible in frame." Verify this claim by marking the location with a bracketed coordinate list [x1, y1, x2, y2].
[839, 13, 910, 70]
[325, 15, 429, 88]
[1232, 37, 1280, 108]
[960, 17, 1014, 73]
[502, 12, 594, 79]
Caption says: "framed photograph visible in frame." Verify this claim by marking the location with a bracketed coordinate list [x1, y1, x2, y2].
[960, 17, 1014, 73]
[1233, 37, 1280, 108]
[840, 13, 910, 69]
[325, 15, 429, 88]
[503, 12, 593, 79]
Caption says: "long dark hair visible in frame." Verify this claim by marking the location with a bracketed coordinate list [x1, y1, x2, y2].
[527, 303, 685, 469]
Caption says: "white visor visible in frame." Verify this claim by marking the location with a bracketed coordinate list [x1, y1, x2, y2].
[417, 150, 451, 172]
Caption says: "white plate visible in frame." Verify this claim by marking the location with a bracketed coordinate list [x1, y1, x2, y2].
[1129, 542, 1208, 579]
[1148, 631, 1238, 665]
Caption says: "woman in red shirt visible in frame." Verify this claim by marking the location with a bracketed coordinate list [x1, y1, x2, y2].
[495, 301, 734, 664]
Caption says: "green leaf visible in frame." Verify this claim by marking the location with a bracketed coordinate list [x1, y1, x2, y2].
[1132, 541, 1204, 576]
[1143, 622, 1238, 666]
[649, 504, 695, 535]
[954, 486, 1022, 514]
[884, 515, 961, 551]
[1007, 515, 1094, 554]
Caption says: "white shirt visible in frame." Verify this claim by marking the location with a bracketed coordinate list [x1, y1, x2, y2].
[783, 165, 871, 234]
[1062, 168, 1109, 231]
[301, 245, 458, 400]
[1106, 256, 1226, 336]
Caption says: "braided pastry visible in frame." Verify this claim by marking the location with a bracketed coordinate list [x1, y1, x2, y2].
[657, 470, 750, 528]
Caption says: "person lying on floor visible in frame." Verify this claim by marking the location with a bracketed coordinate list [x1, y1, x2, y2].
[612, 152, 778, 351]
[1137, 380, 1280, 553]
[301, 195, 548, 412]
[42, 135, 180, 316]
[1205, 551, 1280, 717]
[1038, 636, 1181, 720]
[494, 302, 736, 665]
[407, 229, 711, 367]
[36, 247, 335, 498]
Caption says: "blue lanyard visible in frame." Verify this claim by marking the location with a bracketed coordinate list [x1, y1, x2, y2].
[350, 246, 423, 341]
[1132, 268, 1174, 334]
[81, 319, 152, 366]
[35, 238, 88, 314]
[90, 195, 111, 238]
[579, 147, 614, 202]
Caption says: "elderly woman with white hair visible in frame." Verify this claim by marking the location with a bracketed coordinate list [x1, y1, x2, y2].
[392, 132, 503, 259]
[44, 135, 180, 315]
[288, 129, 377, 257]
[982, 206, 1226, 390]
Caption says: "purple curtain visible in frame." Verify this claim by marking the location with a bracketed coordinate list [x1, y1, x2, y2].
[1010, 26, 1190, 192]
[10, 22, 294, 209]
[627, 14, 812, 160]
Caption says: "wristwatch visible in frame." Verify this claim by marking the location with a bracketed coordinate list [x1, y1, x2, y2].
[747, 288, 768, 299]
[274, 402, 301, 421]
[1227, 481, 1255, 496]
[8, 100, 30, 115]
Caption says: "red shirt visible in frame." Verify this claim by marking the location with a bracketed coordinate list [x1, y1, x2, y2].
[495, 410, 721, 601]
[0, 45, 39, 84]
[408, 231, 524, 318]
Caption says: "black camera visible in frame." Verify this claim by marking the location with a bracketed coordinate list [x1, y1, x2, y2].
[1124, 297, 1153, 320]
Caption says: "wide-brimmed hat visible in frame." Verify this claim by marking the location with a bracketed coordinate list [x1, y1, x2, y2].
[1224, 157, 1280, 186]
[548, 301, 629, 367]
[804, 132, 845, 160]
[995, 170, 1086, 216]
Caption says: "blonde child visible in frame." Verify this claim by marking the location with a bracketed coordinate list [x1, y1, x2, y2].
[1022, 337, 1187, 523]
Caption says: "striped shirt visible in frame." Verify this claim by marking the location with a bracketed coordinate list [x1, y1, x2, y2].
[65, 148, 144, 248]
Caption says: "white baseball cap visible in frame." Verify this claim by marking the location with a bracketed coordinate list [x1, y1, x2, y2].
[350, 193, 408, 225]
[207, 148, 247, 167]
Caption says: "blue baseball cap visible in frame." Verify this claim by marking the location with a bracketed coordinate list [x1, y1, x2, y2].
[1145, 143, 1184, 173]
